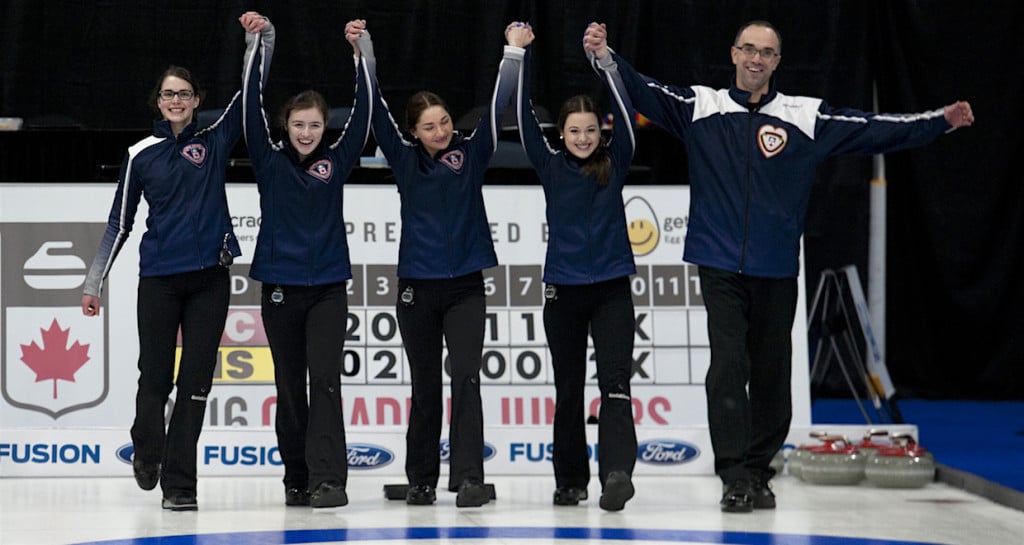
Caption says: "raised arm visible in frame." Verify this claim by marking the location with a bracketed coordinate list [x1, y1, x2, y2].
[516, 37, 557, 177]
[327, 20, 373, 174]
[586, 24, 637, 184]
[462, 22, 530, 168]
[585, 22, 695, 141]
[816, 99, 971, 158]
[359, 27, 418, 167]
[240, 12, 277, 174]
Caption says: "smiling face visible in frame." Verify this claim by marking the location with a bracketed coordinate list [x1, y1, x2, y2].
[286, 107, 325, 162]
[157, 75, 199, 133]
[628, 218, 658, 256]
[411, 105, 453, 158]
[731, 24, 781, 100]
[561, 112, 601, 160]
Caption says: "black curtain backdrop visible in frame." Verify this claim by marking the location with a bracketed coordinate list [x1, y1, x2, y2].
[1, 0, 1020, 399]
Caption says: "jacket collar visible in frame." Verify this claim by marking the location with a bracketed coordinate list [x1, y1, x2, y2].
[728, 76, 778, 108]
[153, 118, 198, 140]
[281, 138, 329, 167]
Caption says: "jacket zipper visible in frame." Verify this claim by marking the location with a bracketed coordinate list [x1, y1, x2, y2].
[738, 109, 754, 274]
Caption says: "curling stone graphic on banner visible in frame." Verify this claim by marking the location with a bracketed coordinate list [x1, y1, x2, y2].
[864, 432, 936, 488]
[800, 435, 866, 485]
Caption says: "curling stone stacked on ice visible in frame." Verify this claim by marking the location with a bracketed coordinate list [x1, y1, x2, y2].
[788, 431, 829, 479]
[800, 434, 867, 485]
[854, 429, 891, 459]
[864, 432, 936, 488]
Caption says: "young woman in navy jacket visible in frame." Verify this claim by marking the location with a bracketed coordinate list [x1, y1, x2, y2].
[358, 21, 531, 508]
[515, 22, 639, 511]
[80, 13, 268, 512]
[242, 14, 371, 509]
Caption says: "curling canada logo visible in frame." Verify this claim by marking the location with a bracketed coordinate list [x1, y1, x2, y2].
[2, 225, 108, 419]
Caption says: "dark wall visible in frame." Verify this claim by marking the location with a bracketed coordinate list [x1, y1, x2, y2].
[1, 0, 1020, 399]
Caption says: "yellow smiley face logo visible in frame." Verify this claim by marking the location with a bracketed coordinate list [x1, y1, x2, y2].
[624, 196, 659, 257]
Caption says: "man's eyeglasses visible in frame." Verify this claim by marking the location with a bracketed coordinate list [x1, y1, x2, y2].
[734, 44, 779, 59]
[158, 89, 195, 101]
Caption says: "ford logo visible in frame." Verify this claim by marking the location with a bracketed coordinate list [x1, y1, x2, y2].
[347, 444, 394, 469]
[440, 440, 497, 463]
[115, 444, 135, 465]
[637, 439, 700, 465]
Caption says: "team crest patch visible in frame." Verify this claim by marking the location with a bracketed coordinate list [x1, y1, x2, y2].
[180, 143, 207, 166]
[757, 124, 787, 158]
[306, 159, 333, 182]
[440, 150, 465, 173]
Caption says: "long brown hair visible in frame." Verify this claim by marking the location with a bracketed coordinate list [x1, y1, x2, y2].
[557, 95, 611, 186]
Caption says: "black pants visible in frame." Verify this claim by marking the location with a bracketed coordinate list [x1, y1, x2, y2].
[261, 282, 349, 491]
[544, 276, 637, 489]
[698, 266, 797, 485]
[133, 266, 229, 497]
[396, 272, 485, 491]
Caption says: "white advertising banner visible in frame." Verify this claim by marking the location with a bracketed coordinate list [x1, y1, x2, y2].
[0, 183, 811, 477]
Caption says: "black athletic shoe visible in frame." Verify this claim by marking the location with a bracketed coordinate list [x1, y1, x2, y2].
[132, 458, 160, 491]
[599, 471, 635, 511]
[310, 481, 348, 508]
[456, 479, 490, 508]
[285, 487, 311, 506]
[752, 477, 776, 509]
[720, 480, 754, 513]
[553, 486, 588, 506]
[406, 484, 436, 505]
[161, 494, 198, 511]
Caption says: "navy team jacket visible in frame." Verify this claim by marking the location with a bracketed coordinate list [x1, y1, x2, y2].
[242, 24, 371, 286]
[363, 35, 521, 280]
[594, 51, 954, 279]
[517, 48, 637, 285]
[83, 50, 250, 296]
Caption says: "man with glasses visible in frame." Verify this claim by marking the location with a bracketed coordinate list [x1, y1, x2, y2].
[583, 20, 973, 512]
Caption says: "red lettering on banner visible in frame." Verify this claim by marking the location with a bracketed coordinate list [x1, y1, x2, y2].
[500, 397, 557, 425]
[263, 393, 672, 428]
[340, 396, 425, 426]
[587, 395, 672, 425]
[262, 396, 277, 426]
[351, 397, 369, 425]
[349, 397, 410, 426]
[377, 397, 404, 425]
[648, 396, 670, 425]
[221, 309, 268, 345]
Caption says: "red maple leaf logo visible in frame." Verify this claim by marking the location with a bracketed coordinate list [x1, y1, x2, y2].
[20, 319, 91, 399]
